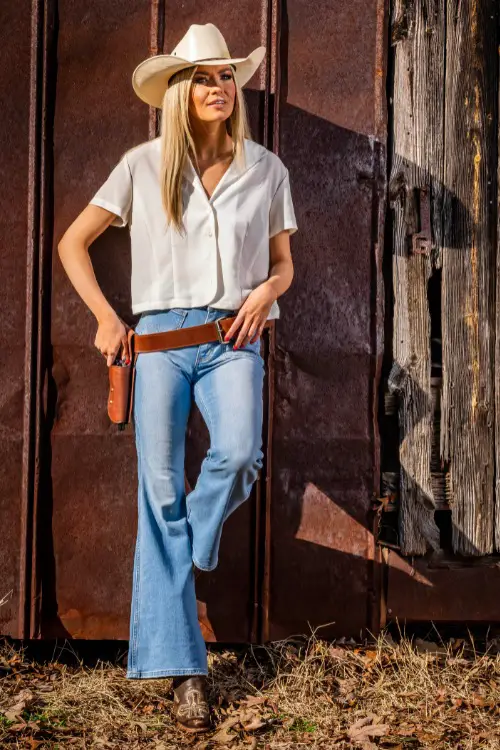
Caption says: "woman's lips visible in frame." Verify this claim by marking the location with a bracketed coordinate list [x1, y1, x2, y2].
[208, 100, 225, 107]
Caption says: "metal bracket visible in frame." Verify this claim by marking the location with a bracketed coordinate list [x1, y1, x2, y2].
[411, 187, 432, 256]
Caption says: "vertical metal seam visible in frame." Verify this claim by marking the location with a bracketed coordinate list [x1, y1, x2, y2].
[261, 0, 281, 644]
[21, 0, 44, 639]
[148, 0, 165, 140]
[31, 0, 57, 640]
[367, 0, 390, 638]
[251, 0, 275, 644]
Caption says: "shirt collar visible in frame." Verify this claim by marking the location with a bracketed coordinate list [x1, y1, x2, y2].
[154, 137, 266, 200]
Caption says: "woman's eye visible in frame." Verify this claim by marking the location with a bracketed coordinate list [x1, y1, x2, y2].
[194, 74, 232, 85]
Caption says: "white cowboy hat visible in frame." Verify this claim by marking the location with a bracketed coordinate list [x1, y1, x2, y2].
[132, 23, 266, 108]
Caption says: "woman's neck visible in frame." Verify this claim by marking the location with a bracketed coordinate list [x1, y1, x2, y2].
[190, 122, 233, 162]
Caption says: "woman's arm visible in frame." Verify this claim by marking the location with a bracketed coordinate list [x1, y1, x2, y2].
[223, 229, 295, 348]
[263, 228, 294, 301]
[57, 204, 132, 366]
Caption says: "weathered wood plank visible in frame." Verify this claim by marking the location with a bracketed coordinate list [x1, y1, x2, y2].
[388, 0, 444, 554]
[441, 0, 497, 555]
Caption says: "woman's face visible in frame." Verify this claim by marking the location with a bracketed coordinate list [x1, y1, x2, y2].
[189, 64, 236, 124]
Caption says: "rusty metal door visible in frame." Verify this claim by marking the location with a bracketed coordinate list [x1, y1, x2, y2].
[1, 0, 388, 641]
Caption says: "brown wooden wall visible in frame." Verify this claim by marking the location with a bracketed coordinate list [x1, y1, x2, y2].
[383, 0, 500, 623]
[386, 0, 499, 556]
[0, 0, 387, 640]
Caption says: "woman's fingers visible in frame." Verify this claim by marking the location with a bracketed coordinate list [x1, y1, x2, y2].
[121, 335, 130, 361]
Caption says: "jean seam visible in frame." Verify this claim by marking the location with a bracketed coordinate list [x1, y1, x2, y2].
[190, 450, 241, 571]
[187, 384, 214, 528]
[126, 667, 208, 679]
[192, 553, 218, 572]
[190, 378, 235, 569]
[130, 416, 142, 673]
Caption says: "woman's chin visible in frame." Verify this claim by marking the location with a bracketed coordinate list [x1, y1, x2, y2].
[200, 109, 231, 123]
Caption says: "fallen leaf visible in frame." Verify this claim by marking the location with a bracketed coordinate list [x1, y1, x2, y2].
[216, 716, 241, 731]
[8, 723, 28, 731]
[436, 687, 447, 702]
[212, 715, 240, 744]
[212, 726, 238, 744]
[348, 716, 389, 746]
[242, 695, 267, 707]
[242, 716, 265, 732]
[4, 688, 34, 721]
[471, 693, 493, 707]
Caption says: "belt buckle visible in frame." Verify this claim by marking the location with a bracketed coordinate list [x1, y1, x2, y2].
[214, 318, 227, 344]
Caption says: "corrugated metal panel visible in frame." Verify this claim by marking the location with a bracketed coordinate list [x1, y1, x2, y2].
[0, 0, 42, 639]
[46, 0, 150, 639]
[267, 0, 388, 640]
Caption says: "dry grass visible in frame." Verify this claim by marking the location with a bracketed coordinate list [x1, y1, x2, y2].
[1, 627, 500, 749]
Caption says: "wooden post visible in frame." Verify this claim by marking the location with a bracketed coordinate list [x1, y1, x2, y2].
[441, 0, 497, 555]
[389, 0, 444, 554]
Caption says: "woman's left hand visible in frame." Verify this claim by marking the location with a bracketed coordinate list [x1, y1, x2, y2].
[223, 282, 277, 349]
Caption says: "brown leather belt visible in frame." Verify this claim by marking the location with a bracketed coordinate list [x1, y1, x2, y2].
[112, 315, 273, 428]
[132, 315, 272, 355]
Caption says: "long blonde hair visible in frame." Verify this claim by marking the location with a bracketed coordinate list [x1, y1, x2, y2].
[158, 65, 251, 234]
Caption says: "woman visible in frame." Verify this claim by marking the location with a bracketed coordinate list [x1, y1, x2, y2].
[58, 22, 298, 733]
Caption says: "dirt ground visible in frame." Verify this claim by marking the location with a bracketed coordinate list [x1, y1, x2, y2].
[1, 625, 500, 749]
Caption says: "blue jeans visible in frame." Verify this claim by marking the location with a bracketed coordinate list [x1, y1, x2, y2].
[126, 306, 265, 679]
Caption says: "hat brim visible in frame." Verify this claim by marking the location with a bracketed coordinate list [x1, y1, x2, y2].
[132, 46, 266, 108]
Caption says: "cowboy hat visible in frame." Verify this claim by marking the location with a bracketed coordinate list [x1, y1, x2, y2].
[132, 23, 266, 108]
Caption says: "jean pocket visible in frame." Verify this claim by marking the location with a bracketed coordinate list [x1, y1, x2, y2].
[135, 309, 187, 335]
[169, 308, 187, 318]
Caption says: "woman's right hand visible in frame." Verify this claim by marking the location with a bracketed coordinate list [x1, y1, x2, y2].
[94, 312, 131, 367]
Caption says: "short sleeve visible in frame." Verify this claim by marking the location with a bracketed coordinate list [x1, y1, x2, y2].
[269, 169, 298, 238]
[89, 153, 132, 228]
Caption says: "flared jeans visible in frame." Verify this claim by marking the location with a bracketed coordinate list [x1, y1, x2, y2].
[126, 306, 265, 679]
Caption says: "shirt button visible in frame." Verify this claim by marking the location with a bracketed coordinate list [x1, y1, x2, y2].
[207, 228, 213, 237]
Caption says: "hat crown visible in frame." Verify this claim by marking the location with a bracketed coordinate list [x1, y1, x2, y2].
[171, 23, 230, 62]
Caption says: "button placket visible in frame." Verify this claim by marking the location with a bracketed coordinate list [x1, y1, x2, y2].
[206, 207, 215, 238]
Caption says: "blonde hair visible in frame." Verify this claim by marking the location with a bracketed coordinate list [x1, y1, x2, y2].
[158, 65, 251, 234]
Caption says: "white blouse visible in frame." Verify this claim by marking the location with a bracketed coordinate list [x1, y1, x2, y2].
[89, 136, 298, 318]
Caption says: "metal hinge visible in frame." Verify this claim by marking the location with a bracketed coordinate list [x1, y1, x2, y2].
[411, 187, 432, 256]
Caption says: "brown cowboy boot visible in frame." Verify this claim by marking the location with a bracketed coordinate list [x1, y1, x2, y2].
[172, 675, 210, 733]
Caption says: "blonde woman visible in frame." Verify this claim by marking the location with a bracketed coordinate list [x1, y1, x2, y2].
[58, 23, 298, 733]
